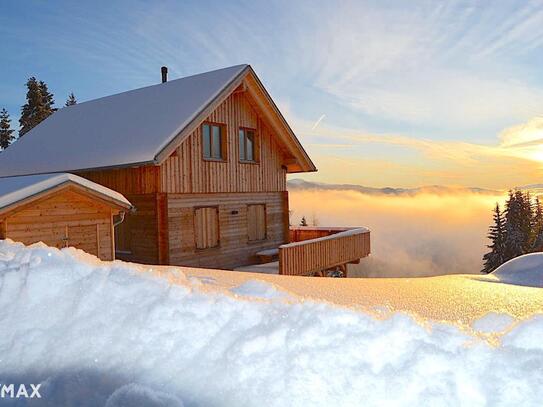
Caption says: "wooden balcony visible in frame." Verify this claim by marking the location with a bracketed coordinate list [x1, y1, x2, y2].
[279, 226, 371, 277]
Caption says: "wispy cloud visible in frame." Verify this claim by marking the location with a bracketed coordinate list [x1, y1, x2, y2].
[311, 114, 326, 130]
[292, 113, 543, 189]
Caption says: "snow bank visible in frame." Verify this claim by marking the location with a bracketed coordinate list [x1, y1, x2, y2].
[1, 240, 543, 406]
[491, 253, 543, 287]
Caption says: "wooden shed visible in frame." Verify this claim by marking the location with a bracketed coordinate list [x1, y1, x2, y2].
[0, 173, 133, 260]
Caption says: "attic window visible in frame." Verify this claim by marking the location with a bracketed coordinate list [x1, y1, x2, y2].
[239, 128, 258, 162]
[202, 123, 226, 161]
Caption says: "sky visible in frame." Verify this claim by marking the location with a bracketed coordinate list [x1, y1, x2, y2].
[1, 0, 543, 189]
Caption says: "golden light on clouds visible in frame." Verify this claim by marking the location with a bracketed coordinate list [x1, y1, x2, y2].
[499, 117, 543, 163]
[289, 188, 506, 277]
[294, 115, 543, 189]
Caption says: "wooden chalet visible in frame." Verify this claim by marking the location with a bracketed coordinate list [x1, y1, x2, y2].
[0, 65, 370, 276]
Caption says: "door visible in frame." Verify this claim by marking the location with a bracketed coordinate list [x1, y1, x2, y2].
[67, 224, 99, 256]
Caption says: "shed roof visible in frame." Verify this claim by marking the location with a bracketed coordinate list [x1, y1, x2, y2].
[0, 173, 132, 214]
[0, 65, 316, 177]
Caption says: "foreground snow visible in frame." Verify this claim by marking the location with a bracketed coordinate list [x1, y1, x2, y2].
[0, 241, 542, 406]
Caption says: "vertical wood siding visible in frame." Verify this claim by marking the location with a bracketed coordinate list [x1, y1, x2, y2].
[79, 166, 160, 195]
[114, 194, 160, 265]
[160, 91, 288, 194]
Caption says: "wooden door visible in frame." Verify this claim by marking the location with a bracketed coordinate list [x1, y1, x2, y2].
[67, 224, 99, 256]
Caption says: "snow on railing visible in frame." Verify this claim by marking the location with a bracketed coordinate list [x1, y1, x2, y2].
[279, 226, 370, 276]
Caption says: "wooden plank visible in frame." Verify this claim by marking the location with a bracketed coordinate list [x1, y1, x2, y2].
[278, 228, 371, 276]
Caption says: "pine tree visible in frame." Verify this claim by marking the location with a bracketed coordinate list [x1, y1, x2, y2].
[19, 77, 56, 137]
[519, 191, 534, 251]
[503, 190, 533, 261]
[65, 92, 77, 107]
[0, 108, 15, 150]
[39, 80, 56, 113]
[532, 196, 543, 251]
[300, 216, 308, 226]
[481, 203, 507, 273]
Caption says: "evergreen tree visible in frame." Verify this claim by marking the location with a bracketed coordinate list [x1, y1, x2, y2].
[65, 92, 77, 107]
[300, 216, 308, 226]
[0, 108, 15, 150]
[503, 190, 533, 261]
[532, 196, 543, 251]
[519, 190, 534, 250]
[19, 77, 56, 137]
[39, 80, 56, 113]
[481, 203, 507, 273]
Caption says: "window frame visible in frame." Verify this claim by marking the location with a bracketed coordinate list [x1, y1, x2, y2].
[238, 127, 259, 164]
[201, 122, 227, 162]
[193, 205, 221, 250]
[247, 203, 267, 242]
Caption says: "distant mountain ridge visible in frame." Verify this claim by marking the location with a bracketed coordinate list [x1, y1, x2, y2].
[287, 179, 502, 196]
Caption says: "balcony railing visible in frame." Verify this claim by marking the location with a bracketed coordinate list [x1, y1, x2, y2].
[278, 226, 371, 276]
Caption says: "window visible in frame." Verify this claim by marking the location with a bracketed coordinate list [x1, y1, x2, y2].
[194, 207, 219, 249]
[247, 204, 266, 241]
[202, 123, 226, 160]
[239, 128, 258, 162]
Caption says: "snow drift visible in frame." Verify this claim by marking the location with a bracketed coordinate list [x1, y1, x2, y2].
[491, 253, 543, 288]
[0, 240, 542, 406]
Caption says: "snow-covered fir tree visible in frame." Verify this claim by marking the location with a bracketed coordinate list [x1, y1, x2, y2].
[0, 108, 15, 150]
[19, 77, 56, 137]
[503, 190, 533, 261]
[481, 203, 507, 273]
[65, 92, 77, 107]
[532, 196, 543, 251]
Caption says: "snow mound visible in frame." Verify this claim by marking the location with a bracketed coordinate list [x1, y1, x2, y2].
[230, 280, 291, 300]
[1, 240, 543, 406]
[105, 384, 184, 407]
[472, 312, 516, 334]
[491, 253, 543, 287]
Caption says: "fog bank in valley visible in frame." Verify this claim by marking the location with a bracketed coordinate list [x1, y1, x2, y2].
[288, 187, 505, 277]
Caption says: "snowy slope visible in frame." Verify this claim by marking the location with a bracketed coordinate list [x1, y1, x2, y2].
[0, 240, 543, 406]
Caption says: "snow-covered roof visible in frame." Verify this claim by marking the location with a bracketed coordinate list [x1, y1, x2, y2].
[0, 65, 247, 177]
[0, 173, 132, 212]
[0, 64, 315, 177]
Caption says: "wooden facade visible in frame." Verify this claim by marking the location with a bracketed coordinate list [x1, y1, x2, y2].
[80, 88, 292, 268]
[0, 187, 125, 261]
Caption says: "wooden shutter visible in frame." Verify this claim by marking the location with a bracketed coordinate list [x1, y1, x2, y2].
[247, 204, 266, 241]
[194, 207, 219, 249]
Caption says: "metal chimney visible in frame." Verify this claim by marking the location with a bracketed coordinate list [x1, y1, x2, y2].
[161, 66, 168, 83]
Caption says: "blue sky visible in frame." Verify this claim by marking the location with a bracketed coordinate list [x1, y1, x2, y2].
[2, 0, 543, 188]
